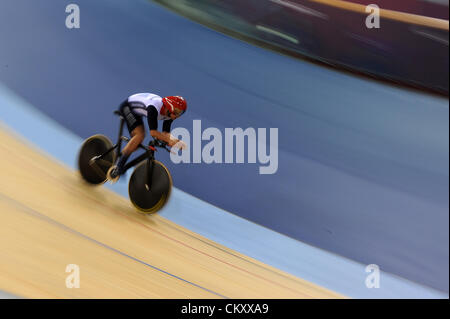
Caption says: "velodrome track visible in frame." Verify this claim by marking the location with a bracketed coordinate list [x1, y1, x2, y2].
[0, 0, 448, 297]
[1, 85, 446, 299]
[0, 126, 342, 298]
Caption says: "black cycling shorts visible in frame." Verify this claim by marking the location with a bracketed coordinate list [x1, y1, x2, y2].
[119, 100, 144, 133]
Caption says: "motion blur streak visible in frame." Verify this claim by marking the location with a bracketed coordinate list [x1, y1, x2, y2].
[0, 126, 341, 298]
[1, 83, 446, 298]
[0, 0, 448, 293]
[311, 0, 449, 29]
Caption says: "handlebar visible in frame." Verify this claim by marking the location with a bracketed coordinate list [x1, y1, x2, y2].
[148, 139, 171, 152]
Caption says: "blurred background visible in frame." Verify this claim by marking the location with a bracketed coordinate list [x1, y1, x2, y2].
[156, 0, 449, 94]
[0, 0, 448, 297]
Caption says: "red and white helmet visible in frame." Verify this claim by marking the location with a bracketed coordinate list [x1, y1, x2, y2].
[162, 96, 187, 117]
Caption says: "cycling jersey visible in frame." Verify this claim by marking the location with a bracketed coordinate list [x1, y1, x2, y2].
[119, 93, 173, 133]
[127, 93, 171, 121]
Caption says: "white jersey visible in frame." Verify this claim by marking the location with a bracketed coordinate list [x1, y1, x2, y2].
[127, 93, 170, 121]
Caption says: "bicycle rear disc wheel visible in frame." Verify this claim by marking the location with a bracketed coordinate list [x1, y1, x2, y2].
[129, 160, 172, 213]
[78, 135, 116, 185]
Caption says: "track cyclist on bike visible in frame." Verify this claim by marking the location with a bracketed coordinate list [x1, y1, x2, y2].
[109, 93, 187, 180]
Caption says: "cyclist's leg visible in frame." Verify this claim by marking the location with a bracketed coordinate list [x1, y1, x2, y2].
[115, 103, 145, 175]
[122, 125, 145, 156]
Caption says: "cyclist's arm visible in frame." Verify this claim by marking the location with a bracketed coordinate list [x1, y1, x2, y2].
[160, 120, 180, 147]
[161, 120, 185, 148]
[147, 107, 182, 147]
[162, 119, 173, 133]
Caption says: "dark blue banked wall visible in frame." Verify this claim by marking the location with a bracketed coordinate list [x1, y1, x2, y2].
[0, 0, 448, 292]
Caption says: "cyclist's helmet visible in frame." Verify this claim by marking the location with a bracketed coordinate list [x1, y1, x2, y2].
[162, 96, 187, 117]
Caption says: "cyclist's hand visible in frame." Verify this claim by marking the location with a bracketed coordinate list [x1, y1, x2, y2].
[172, 140, 187, 150]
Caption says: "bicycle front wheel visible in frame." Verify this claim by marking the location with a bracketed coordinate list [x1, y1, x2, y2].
[129, 160, 172, 214]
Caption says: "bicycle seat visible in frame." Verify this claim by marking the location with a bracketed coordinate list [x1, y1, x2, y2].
[113, 110, 122, 116]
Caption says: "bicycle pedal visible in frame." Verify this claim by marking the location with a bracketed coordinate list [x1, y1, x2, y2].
[107, 166, 120, 184]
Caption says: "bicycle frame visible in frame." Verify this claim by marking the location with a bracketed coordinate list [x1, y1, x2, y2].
[93, 112, 164, 187]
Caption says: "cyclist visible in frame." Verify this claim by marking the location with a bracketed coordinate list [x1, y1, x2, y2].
[109, 93, 187, 180]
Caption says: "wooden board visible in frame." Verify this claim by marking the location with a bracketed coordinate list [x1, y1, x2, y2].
[0, 126, 344, 298]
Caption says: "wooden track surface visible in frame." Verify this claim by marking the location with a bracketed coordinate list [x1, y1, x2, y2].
[0, 127, 344, 298]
